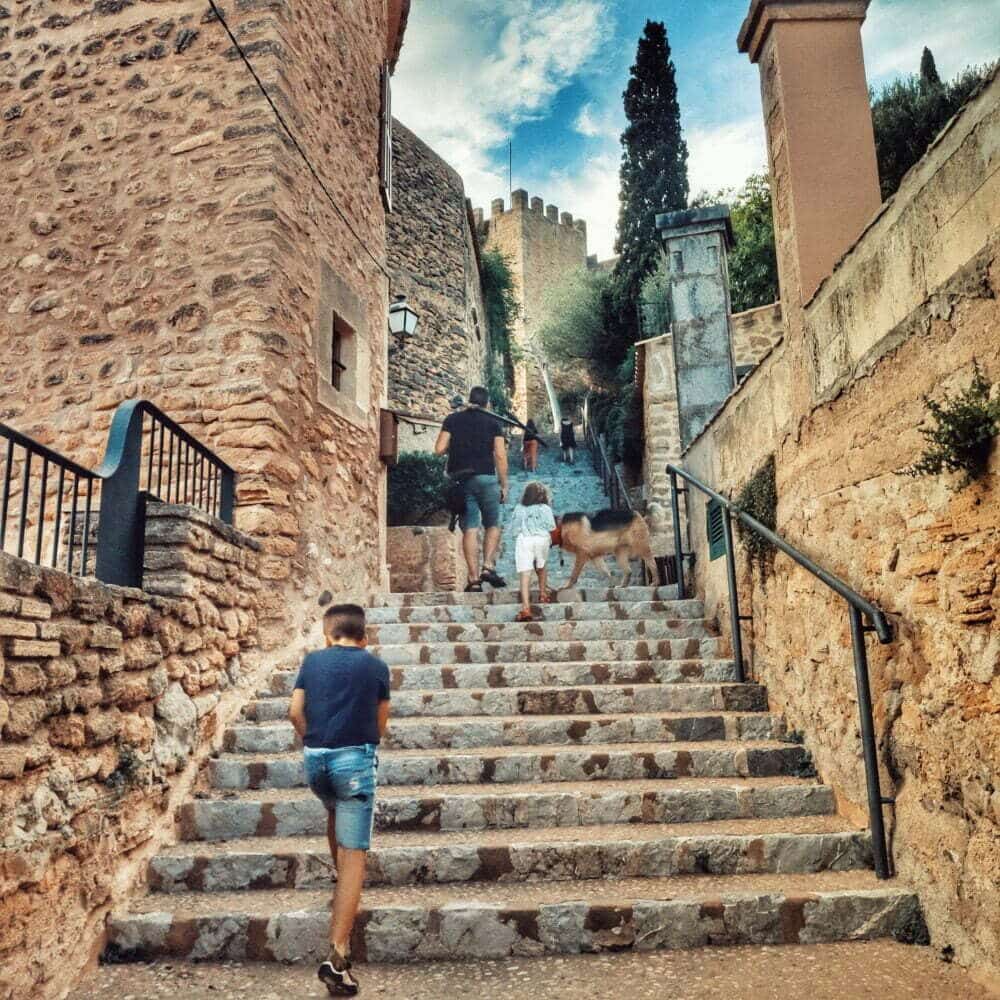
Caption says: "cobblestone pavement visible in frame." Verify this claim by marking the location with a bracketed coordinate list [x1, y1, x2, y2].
[77, 942, 998, 999]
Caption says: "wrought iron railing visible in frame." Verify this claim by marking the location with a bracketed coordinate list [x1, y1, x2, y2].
[0, 400, 236, 588]
[584, 422, 632, 512]
[667, 462, 894, 880]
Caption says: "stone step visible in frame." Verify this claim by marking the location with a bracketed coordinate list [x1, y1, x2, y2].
[257, 659, 740, 702]
[149, 818, 872, 893]
[225, 711, 784, 755]
[226, 686, 768, 746]
[209, 740, 812, 790]
[177, 776, 836, 840]
[366, 618, 716, 645]
[371, 636, 723, 666]
[369, 586, 679, 608]
[366, 599, 704, 624]
[108, 872, 923, 963]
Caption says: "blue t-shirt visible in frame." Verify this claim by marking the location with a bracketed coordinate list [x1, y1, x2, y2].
[294, 646, 391, 749]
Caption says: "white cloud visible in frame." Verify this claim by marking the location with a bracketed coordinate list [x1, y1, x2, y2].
[574, 103, 621, 140]
[686, 118, 768, 200]
[393, 0, 612, 223]
[863, 0, 1000, 83]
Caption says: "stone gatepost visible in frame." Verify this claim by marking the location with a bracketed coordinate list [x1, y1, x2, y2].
[738, 0, 881, 307]
[654, 206, 737, 449]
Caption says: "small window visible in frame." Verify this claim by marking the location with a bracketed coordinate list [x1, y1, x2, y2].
[330, 314, 352, 392]
[672, 250, 684, 273]
[379, 62, 393, 212]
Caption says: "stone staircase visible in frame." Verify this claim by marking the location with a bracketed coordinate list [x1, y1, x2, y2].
[106, 584, 923, 966]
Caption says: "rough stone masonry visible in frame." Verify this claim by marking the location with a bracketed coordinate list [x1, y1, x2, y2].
[0, 503, 263, 1000]
[0, 0, 408, 659]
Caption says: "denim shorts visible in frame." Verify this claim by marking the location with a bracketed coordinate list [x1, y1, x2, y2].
[460, 474, 501, 531]
[302, 744, 378, 850]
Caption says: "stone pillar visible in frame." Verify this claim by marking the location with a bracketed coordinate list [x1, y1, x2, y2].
[511, 188, 529, 211]
[654, 206, 736, 449]
[545, 204, 559, 223]
[530, 196, 544, 213]
[491, 198, 504, 216]
[738, 0, 881, 305]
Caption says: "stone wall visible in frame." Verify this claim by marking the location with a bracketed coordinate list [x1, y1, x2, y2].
[0, 502, 262, 1000]
[0, 0, 400, 658]
[731, 302, 783, 373]
[387, 526, 464, 593]
[480, 191, 588, 423]
[387, 121, 488, 433]
[683, 75, 1000, 978]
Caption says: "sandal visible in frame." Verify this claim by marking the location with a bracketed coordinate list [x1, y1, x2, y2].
[515, 608, 535, 622]
[539, 590, 558, 604]
[464, 580, 484, 593]
[480, 566, 507, 588]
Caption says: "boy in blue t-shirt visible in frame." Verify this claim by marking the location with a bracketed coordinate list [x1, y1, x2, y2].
[288, 603, 390, 997]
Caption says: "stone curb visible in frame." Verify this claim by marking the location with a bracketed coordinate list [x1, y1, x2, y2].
[370, 586, 680, 608]
[367, 599, 705, 624]
[366, 619, 716, 645]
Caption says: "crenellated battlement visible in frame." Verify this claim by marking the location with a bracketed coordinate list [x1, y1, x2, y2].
[476, 188, 587, 238]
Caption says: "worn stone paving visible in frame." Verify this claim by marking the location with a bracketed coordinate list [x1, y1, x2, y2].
[78, 943, 998, 999]
[104, 575, 927, 968]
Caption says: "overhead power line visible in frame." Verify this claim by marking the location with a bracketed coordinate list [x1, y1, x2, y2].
[206, 0, 391, 281]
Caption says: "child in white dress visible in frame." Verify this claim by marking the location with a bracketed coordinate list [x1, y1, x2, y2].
[509, 481, 557, 622]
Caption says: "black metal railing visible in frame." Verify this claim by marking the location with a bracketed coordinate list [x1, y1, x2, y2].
[0, 425, 101, 577]
[1, 400, 236, 588]
[667, 462, 894, 880]
[585, 422, 632, 512]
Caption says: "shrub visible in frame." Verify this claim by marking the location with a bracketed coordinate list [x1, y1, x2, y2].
[736, 455, 778, 570]
[388, 452, 450, 526]
[905, 362, 999, 489]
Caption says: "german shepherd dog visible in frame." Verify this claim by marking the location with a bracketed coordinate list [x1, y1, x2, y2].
[552, 509, 658, 588]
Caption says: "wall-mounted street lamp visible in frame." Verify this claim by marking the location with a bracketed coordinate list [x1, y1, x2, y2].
[388, 294, 419, 338]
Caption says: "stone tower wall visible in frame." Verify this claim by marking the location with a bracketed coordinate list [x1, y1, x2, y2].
[480, 190, 588, 423]
[0, 0, 402, 653]
[386, 120, 488, 446]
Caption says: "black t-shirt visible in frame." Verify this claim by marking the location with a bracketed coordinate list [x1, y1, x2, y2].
[442, 408, 504, 476]
[560, 423, 576, 447]
[294, 646, 391, 749]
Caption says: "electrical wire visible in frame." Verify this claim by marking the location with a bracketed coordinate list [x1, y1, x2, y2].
[206, 0, 392, 281]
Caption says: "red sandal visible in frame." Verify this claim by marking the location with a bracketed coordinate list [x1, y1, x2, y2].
[514, 608, 535, 622]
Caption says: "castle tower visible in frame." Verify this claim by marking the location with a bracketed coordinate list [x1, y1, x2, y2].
[478, 189, 589, 423]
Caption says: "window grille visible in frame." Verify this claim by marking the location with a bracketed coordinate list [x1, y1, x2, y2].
[707, 498, 726, 561]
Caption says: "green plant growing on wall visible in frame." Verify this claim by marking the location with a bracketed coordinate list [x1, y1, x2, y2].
[481, 248, 519, 415]
[388, 452, 450, 527]
[905, 361, 999, 489]
[735, 455, 778, 570]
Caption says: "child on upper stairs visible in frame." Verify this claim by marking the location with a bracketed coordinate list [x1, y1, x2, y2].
[509, 481, 557, 622]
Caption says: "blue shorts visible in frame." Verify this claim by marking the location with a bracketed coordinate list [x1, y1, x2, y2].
[302, 744, 378, 850]
[460, 474, 501, 531]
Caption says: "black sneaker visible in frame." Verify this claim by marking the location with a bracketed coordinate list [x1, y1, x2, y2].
[318, 948, 359, 996]
[480, 566, 507, 588]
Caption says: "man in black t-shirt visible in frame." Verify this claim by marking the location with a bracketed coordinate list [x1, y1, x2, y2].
[435, 386, 509, 591]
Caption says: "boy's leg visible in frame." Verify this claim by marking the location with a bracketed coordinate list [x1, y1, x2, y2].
[331, 846, 366, 952]
[537, 564, 548, 599]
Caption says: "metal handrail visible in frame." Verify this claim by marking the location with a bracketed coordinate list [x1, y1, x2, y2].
[667, 462, 894, 880]
[0, 400, 236, 589]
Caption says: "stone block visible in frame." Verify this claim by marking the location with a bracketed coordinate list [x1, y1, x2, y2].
[6, 639, 60, 659]
[0, 617, 37, 639]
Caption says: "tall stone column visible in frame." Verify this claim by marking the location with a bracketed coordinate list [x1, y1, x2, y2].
[654, 206, 737, 449]
[738, 0, 881, 307]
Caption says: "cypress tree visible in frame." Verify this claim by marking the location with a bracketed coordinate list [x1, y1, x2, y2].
[919, 46, 942, 89]
[612, 20, 688, 342]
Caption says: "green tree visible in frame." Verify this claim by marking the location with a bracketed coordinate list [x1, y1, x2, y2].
[919, 46, 941, 89]
[611, 19, 689, 366]
[480, 248, 518, 415]
[727, 173, 779, 313]
[535, 268, 615, 385]
[872, 55, 993, 199]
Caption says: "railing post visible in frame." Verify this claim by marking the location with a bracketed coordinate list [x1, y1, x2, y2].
[668, 468, 685, 599]
[848, 605, 891, 879]
[721, 506, 745, 683]
[95, 402, 147, 588]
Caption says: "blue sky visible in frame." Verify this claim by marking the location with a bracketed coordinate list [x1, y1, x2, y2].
[394, 0, 1000, 259]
